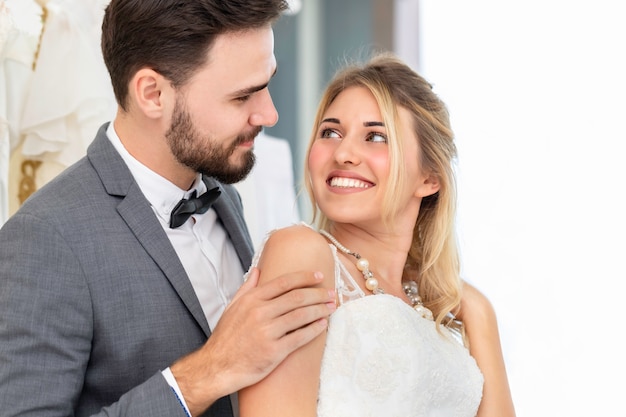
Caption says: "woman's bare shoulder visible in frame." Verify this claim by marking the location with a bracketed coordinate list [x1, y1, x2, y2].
[262, 224, 329, 254]
[460, 280, 497, 323]
[257, 224, 334, 286]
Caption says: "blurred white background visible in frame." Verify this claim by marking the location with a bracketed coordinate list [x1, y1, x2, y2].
[414, 1, 626, 415]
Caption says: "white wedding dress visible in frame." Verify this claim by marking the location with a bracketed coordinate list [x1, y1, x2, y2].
[249, 226, 484, 417]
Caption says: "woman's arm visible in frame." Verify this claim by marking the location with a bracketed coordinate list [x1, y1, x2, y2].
[460, 282, 516, 417]
[238, 225, 336, 417]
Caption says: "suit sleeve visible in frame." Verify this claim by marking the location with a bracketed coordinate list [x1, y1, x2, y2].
[0, 212, 187, 417]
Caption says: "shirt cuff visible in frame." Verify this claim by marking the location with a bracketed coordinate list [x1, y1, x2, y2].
[162, 367, 191, 416]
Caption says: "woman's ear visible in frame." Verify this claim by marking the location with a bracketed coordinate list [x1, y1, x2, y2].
[415, 172, 441, 198]
[129, 68, 172, 119]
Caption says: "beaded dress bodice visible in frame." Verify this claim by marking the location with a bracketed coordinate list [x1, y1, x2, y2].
[248, 226, 484, 417]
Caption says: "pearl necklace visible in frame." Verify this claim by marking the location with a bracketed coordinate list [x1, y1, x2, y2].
[319, 229, 434, 320]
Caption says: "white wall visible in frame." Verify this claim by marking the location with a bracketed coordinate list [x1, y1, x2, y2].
[412, 1, 626, 415]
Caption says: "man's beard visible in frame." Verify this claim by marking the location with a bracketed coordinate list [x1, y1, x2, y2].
[165, 100, 260, 184]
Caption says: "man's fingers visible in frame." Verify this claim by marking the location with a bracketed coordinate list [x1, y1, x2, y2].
[267, 300, 335, 340]
[255, 270, 326, 301]
[269, 286, 336, 318]
[277, 317, 329, 352]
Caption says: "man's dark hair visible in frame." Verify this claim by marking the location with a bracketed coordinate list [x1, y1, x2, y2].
[101, 0, 289, 110]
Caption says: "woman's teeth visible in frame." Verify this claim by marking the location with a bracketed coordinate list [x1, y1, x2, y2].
[329, 177, 371, 188]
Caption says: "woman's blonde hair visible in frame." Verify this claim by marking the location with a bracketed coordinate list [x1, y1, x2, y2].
[304, 52, 462, 328]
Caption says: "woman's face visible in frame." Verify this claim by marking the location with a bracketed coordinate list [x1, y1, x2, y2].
[308, 86, 433, 226]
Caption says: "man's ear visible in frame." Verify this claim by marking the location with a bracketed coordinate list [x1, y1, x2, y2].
[129, 68, 171, 119]
[415, 172, 441, 198]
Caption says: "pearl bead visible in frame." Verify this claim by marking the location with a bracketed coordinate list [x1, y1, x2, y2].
[356, 258, 369, 272]
[405, 280, 418, 295]
[414, 305, 434, 320]
[365, 277, 379, 291]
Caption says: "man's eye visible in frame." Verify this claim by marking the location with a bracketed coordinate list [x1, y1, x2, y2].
[235, 95, 252, 102]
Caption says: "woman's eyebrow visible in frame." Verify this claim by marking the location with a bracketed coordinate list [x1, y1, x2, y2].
[319, 119, 385, 127]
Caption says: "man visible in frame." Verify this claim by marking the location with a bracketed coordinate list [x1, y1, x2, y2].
[0, 1, 335, 416]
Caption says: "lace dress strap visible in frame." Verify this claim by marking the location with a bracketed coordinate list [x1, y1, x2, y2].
[325, 243, 365, 305]
[246, 223, 365, 306]
[296, 223, 365, 305]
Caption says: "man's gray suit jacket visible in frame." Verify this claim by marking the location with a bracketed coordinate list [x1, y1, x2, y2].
[0, 123, 254, 416]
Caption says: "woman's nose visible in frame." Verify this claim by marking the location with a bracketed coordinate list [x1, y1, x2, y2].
[333, 136, 360, 165]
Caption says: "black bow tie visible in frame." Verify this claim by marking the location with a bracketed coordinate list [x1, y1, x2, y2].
[169, 187, 221, 228]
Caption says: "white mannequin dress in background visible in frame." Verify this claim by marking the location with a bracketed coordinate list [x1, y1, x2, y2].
[0, 0, 41, 225]
[0, 0, 115, 225]
[19, 0, 115, 168]
[234, 131, 300, 249]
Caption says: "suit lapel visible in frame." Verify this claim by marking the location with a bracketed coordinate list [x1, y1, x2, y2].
[203, 177, 254, 271]
[87, 124, 211, 336]
[117, 190, 212, 336]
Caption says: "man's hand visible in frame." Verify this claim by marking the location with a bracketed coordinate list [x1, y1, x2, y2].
[170, 268, 335, 416]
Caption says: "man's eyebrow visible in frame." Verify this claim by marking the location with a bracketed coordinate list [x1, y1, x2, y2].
[230, 67, 278, 98]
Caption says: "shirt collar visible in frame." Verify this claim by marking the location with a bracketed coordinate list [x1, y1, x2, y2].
[105, 122, 207, 223]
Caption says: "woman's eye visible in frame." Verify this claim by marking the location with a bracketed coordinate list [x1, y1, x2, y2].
[320, 128, 340, 139]
[367, 132, 387, 143]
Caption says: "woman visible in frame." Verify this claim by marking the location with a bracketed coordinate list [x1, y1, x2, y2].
[238, 53, 515, 416]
